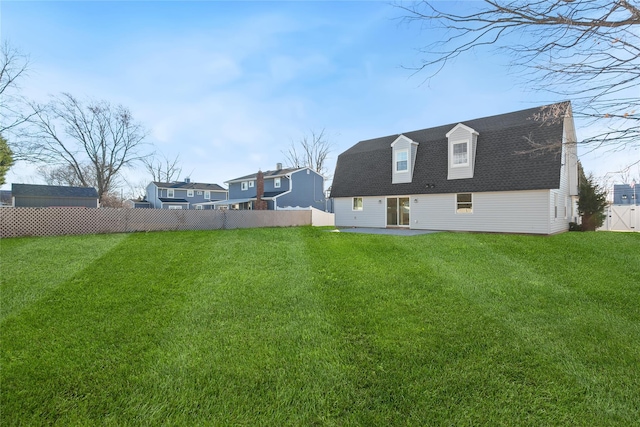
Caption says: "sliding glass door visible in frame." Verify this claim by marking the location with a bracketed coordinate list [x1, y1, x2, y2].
[386, 197, 410, 227]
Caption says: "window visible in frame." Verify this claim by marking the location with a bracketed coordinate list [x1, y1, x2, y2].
[195, 205, 203, 210]
[452, 142, 469, 166]
[241, 182, 248, 191]
[396, 150, 408, 172]
[352, 197, 363, 211]
[168, 189, 175, 198]
[456, 193, 472, 213]
[249, 181, 254, 188]
[274, 177, 281, 188]
[187, 190, 194, 197]
[204, 191, 210, 200]
[197, 191, 203, 195]
[168, 205, 182, 210]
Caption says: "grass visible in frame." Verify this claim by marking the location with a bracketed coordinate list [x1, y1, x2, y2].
[1, 227, 639, 426]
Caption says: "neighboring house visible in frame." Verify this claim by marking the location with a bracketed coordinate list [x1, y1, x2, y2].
[145, 179, 228, 209]
[123, 199, 151, 209]
[0, 190, 12, 207]
[215, 163, 327, 211]
[331, 102, 579, 235]
[613, 183, 638, 205]
[11, 184, 99, 208]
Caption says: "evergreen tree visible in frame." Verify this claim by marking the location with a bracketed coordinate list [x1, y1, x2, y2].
[578, 172, 608, 231]
[0, 134, 14, 186]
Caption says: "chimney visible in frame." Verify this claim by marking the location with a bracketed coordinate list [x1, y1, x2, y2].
[184, 177, 190, 183]
[255, 170, 267, 210]
[276, 163, 283, 170]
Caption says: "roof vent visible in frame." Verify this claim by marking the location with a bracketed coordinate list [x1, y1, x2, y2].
[276, 163, 283, 170]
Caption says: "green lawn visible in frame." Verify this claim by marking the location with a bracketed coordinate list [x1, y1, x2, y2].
[1, 228, 639, 426]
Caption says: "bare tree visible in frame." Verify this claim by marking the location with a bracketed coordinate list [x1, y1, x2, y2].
[282, 128, 332, 175]
[37, 163, 96, 187]
[397, 0, 639, 152]
[142, 152, 183, 182]
[0, 41, 40, 161]
[28, 93, 148, 203]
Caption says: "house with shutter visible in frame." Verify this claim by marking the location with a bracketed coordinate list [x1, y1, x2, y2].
[145, 179, 228, 209]
[212, 163, 327, 211]
[330, 102, 579, 235]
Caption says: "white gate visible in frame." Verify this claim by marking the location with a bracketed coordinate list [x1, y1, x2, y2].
[601, 205, 639, 232]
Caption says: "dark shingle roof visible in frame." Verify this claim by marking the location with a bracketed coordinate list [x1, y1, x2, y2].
[331, 103, 569, 198]
[11, 184, 99, 198]
[226, 167, 300, 183]
[153, 182, 227, 191]
[159, 198, 189, 203]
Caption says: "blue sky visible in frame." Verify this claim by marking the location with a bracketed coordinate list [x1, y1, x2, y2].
[1, 1, 635, 194]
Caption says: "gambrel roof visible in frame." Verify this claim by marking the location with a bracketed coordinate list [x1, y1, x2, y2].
[330, 102, 569, 198]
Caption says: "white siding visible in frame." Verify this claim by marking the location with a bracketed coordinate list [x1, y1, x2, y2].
[334, 197, 386, 228]
[410, 190, 553, 234]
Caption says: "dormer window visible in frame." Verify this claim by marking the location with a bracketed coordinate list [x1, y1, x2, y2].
[446, 123, 478, 180]
[452, 141, 469, 167]
[396, 150, 408, 172]
[391, 135, 418, 184]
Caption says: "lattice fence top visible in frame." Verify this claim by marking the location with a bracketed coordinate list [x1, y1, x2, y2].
[0, 208, 312, 238]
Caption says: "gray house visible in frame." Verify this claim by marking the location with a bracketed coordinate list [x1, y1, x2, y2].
[331, 102, 579, 235]
[11, 184, 99, 208]
[215, 164, 327, 211]
[145, 179, 228, 209]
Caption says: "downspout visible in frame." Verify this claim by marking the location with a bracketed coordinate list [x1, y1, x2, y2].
[273, 173, 294, 210]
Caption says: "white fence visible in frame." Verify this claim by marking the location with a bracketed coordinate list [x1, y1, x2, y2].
[0, 207, 334, 238]
[600, 205, 639, 232]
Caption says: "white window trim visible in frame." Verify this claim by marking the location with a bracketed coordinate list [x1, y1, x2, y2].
[187, 190, 194, 197]
[241, 182, 248, 191]
[249, 181, 254, 188]
[204, 191, 210, 200]
[352, 197, 363, 211]
[167, 189, 175, 198]
[455, 193, 473, 213]
[451, 140, 470, 168]
[274, 177, 281, 188]
[395, 149, 409, 173]
[197, 191, 203, 195]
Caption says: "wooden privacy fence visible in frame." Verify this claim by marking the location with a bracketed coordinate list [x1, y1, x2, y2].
[0, 208, 314, 238]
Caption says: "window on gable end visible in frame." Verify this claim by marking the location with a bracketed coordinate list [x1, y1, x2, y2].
[452, 142, 469, 167]
[396, 150, 408, 172]
[352, 197, 363, 211]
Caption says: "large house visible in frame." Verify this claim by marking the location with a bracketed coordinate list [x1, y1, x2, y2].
[331, 102, 579, 235]
[214, 164, 327, 210]
[145, 179, 228, 209]
[11, 184, 99, 208]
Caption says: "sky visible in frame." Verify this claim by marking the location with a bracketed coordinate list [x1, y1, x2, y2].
[1, 0, 637, 196]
